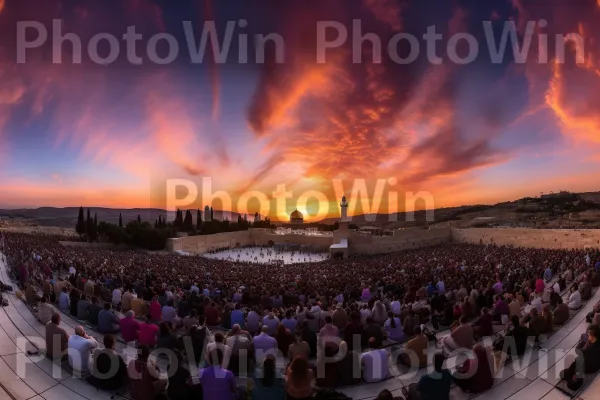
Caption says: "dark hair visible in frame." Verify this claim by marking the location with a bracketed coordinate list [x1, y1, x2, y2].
[104, 334, 115, 349]
[208, 348, 223, 366]
[51, 313, 60, 324]
[414, 326, 422, 335]
[262, 355, 276, 387]
[104, 302, 111, 310]
[376, 389, 394, 400]
[41, 296, 47, 303]
[214, 332, 224, 343]
[588, 324, 600, 339]
[159, 322, 170, 336]
[288, 356, 309, 386]
[434, 353, 445, 372]
[459, 316, 467, 324]
[198, 315, 205, 325]
[388, 311, 396, 328]
[511, 315, 520, 326]
[325, 316, 332, 324]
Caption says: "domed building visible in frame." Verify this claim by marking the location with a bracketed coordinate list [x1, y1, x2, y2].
[290, 209, 304, 224]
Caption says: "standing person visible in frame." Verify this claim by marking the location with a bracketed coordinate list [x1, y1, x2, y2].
[138, 316, 159, 347]
[67, 326, 99, 374]
[285, 356, 314, 400]
[199, 348, 237, 400]
[98, 303, 120, 334]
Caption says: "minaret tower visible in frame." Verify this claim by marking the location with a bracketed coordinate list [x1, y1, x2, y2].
[340, 195, 349, 223]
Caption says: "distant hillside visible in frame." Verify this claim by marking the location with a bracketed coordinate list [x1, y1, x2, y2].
[0, 207, 248, 228]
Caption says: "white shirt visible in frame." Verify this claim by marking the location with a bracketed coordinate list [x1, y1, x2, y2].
[569, 291, 581, 309]
[553, 282, 561, 293]
[360, 308, 371, 324]
[361, 349, 389, 383]
[69, 266, 76, 275]
[112, 289, 122, 305]
[68, 335, 98, 372]
[530, 296, 543, 314]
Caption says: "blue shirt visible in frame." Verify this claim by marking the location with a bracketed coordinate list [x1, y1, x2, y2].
[426, 284, 435, 297]
[544, 268, 553, 281]
[595, 261, 600, 272]
[97, 310, 119, 333]
[231, 310, 245, 328]
[199, 366, 236, 400]
[281, 318, 297, 332]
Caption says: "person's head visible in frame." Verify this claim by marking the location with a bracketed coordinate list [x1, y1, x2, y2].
[261, 325, 269, 335]
[51, 313, 60, 325]
[214, 332, 224, 343]
[159, 322, 170, 336]
[433, 353, 446, 373]
[91, 297, 98, 304]
[587, 324, 600, 343]
[459, 316, 467, 325]
[368, 337, 378, 349]
[40, 295, 47, 304]
[189, 309, 197, 318]
[104, 334, 115, 350]
[74, 326, 86, 337]
[145, 315, 152, 324]
[286, 309, 293, 319]
[376, 389, 394, 400]
[262, 355, 276, 387]
[414, 326, 422, 336]
[511, 315, 520, 327]
[198, 314, 205, 325]
[231, 324, 241, 334]
[125, 310, 135, 319]
[558, 297, 563, 305]
[366, 317, 374, 324]
[325, 316, 332, 325]
[103, 302, 111, 311]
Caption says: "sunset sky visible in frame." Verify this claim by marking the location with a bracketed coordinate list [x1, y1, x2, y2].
[1, 0, 599, 221]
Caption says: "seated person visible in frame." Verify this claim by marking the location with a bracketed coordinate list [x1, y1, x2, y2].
[384, 312, 407, 343]
[495, 315, 528, 358]
[559, 324, 600, 391]
[45, 313, 69, 360]
[526, 308, 548, 341]
[37, 296, 54, 325]
[156, 321, 180, 351]
[400, 326, 428, 368]
[88, 297, 103, 325]
[120, 310, 141, 342]
[554, 298, 570, 325]
[403, 353, 451, 400]
[474, 308, 494, 338]
[453, 344, 494, 394]
[363, 317, 384, 348]
[77, 294, 91, 320]
[88, 334, 128, 390]
[128, 345, 168, 400]
[568, 285, 582, 310]
[361, 337, 389, 383]
[68, 326, 99, 374]
[138, 316, 159, 347]
[443, 317, 474, 350]
[98, 302, 120, 334]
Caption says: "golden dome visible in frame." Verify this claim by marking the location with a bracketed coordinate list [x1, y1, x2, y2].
[290, 210, 303, 220]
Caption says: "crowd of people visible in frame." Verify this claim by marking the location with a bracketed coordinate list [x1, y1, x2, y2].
[3, 230, 600, 400]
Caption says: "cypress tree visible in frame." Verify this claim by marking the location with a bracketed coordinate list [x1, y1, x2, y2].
[137, 214, 142, 224]
[76, 206, 86, 235]
[94, 213, 98, 227]
[197, 209, 202, 228]
[210, 207, 214, 221]
[118, 213, 123, 228]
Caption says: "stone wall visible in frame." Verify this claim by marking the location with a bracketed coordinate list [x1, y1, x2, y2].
[452, 228, 600, 249]
[350, 228, 452, 254]
[167, 230, 254, 253]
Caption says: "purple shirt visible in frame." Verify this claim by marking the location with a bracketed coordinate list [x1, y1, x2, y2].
[492, 281, 503, 294]
[199, 366, 236, 400]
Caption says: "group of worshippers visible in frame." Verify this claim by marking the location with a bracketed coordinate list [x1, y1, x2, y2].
[5, 231, 600, 400]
